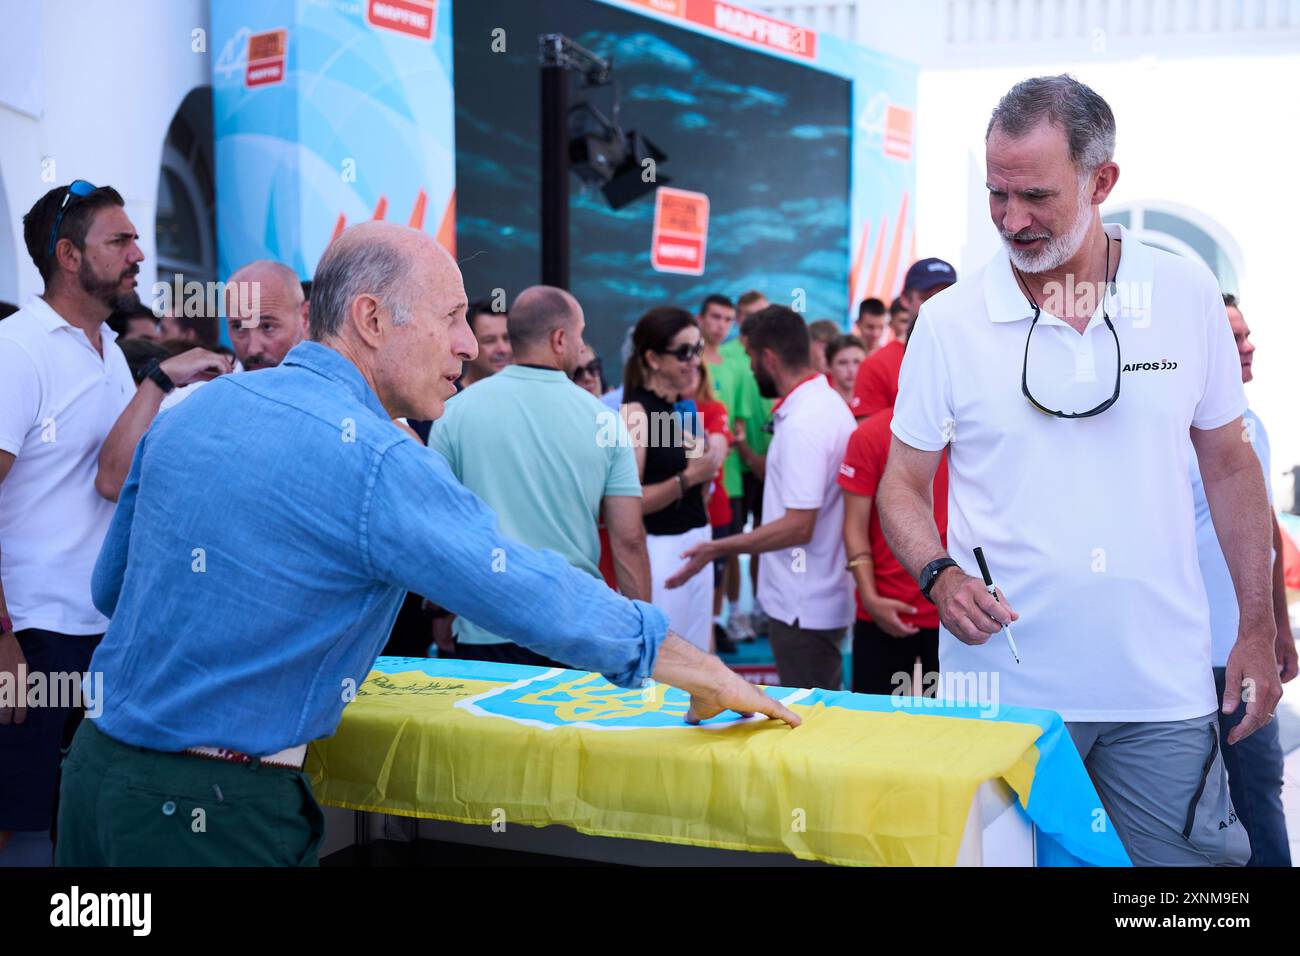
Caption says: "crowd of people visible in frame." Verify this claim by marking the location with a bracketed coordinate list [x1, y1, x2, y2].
[0, 74, 1294, 869]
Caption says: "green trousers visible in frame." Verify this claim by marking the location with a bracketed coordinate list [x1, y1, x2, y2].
[55, 720, 325, 866]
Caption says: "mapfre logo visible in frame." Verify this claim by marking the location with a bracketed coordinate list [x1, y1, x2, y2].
[366, 0, 437, 40]
[1123, 359, 1178, 372]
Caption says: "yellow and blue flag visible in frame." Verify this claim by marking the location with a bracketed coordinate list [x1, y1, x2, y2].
[308, 657, 1129, 867]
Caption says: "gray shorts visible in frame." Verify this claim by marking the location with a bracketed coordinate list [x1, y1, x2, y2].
[1067, 713, 1251, 867]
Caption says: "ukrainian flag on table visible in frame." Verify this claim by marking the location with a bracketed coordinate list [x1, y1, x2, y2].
[307, 657, 1129, 867]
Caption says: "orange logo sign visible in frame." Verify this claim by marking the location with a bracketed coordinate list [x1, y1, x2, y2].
[884, 105, 914, 161]
[651, 188, 710, 276]
[245, 29, 287, 87]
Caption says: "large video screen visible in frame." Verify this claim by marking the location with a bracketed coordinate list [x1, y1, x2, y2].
[454, 0, 851, 381]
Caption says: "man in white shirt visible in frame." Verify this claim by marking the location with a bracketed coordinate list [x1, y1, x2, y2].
[877, 76, 1276, 865]
[0, 183, 151, 864]
[668, 306, 857, 689]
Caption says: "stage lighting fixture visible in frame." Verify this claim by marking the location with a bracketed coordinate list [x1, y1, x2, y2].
[568, 101, 626, 188]
[539, 32, 670, 286]
[568, 101, 671, 209]
[601, 129, 669, 209]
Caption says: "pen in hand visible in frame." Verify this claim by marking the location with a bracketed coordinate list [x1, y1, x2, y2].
[972, 547, 1020, 664]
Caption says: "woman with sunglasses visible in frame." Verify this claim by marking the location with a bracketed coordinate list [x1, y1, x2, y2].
[571, 342, 605, 398]
[620, 308, 727, 652]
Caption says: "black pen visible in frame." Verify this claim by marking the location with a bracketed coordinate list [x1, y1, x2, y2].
[973, 547, 1020, 663]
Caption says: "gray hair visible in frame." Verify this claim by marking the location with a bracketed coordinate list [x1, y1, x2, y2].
[986, 75, 1116, 175]
[308, 237, 412, 340]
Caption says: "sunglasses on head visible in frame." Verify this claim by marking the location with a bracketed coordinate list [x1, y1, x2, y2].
[47, 180, 97, 258]
[656, 342, 704, 362]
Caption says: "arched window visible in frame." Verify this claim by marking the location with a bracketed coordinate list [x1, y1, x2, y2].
[156, 87, 216, 285]
[1102, 202, 1242, 296]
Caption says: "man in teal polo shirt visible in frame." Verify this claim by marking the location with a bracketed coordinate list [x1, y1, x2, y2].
[429, 285, 652, 666]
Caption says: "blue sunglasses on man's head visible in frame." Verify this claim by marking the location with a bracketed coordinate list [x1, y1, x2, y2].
[46, 179, 97, 258]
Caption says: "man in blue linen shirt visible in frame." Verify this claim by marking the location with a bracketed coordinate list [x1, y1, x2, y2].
[55, 222, 798, 866]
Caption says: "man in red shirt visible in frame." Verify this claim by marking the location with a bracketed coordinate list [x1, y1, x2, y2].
[851, 258, 956, 418]
[840, 408, 949, 695]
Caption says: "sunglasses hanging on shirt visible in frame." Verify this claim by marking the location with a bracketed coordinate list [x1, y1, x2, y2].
[1012, 233, 1123, 419]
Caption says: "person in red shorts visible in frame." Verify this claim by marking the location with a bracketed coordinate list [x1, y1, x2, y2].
[851, 258, 956, 419]
[839, 408, 949, 695]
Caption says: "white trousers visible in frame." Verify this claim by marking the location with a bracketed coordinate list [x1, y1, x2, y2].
[645, 524, 714, 652]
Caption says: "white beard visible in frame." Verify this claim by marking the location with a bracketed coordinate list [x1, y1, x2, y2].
[1003, 179, 1093, 274]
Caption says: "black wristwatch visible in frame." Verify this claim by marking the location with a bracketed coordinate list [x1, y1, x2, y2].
[918, 557, 960, 603]
[141, 358, 176, 394]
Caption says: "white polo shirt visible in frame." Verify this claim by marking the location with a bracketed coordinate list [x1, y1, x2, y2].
[160, 377, 210, 411]
[759, 374, 857, 630]
[892, 224, 1246, 722]
[0, 296, 135, 635]
[159, 360, 245, 412]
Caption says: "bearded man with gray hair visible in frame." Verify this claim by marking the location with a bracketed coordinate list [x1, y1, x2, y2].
[877, 75, 1277, 866]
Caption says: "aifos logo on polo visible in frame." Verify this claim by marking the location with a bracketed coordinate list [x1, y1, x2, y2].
[1122, 359, 1178, 372]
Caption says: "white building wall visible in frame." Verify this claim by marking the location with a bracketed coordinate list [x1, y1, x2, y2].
[0, 0, 209, 304]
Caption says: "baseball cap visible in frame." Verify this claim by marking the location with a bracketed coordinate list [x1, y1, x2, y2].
[903, 257, 957, 293]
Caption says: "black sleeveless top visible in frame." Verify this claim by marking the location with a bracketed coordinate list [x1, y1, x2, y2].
[625, 386, 709, 536]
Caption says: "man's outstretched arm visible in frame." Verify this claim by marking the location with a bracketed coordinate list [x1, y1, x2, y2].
[368, 441, 800, 726]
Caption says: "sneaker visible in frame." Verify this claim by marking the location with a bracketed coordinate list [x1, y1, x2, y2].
[750, 608, 770, 639]
[727, 611, 754, 643]
[714, 623, 737, 655]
